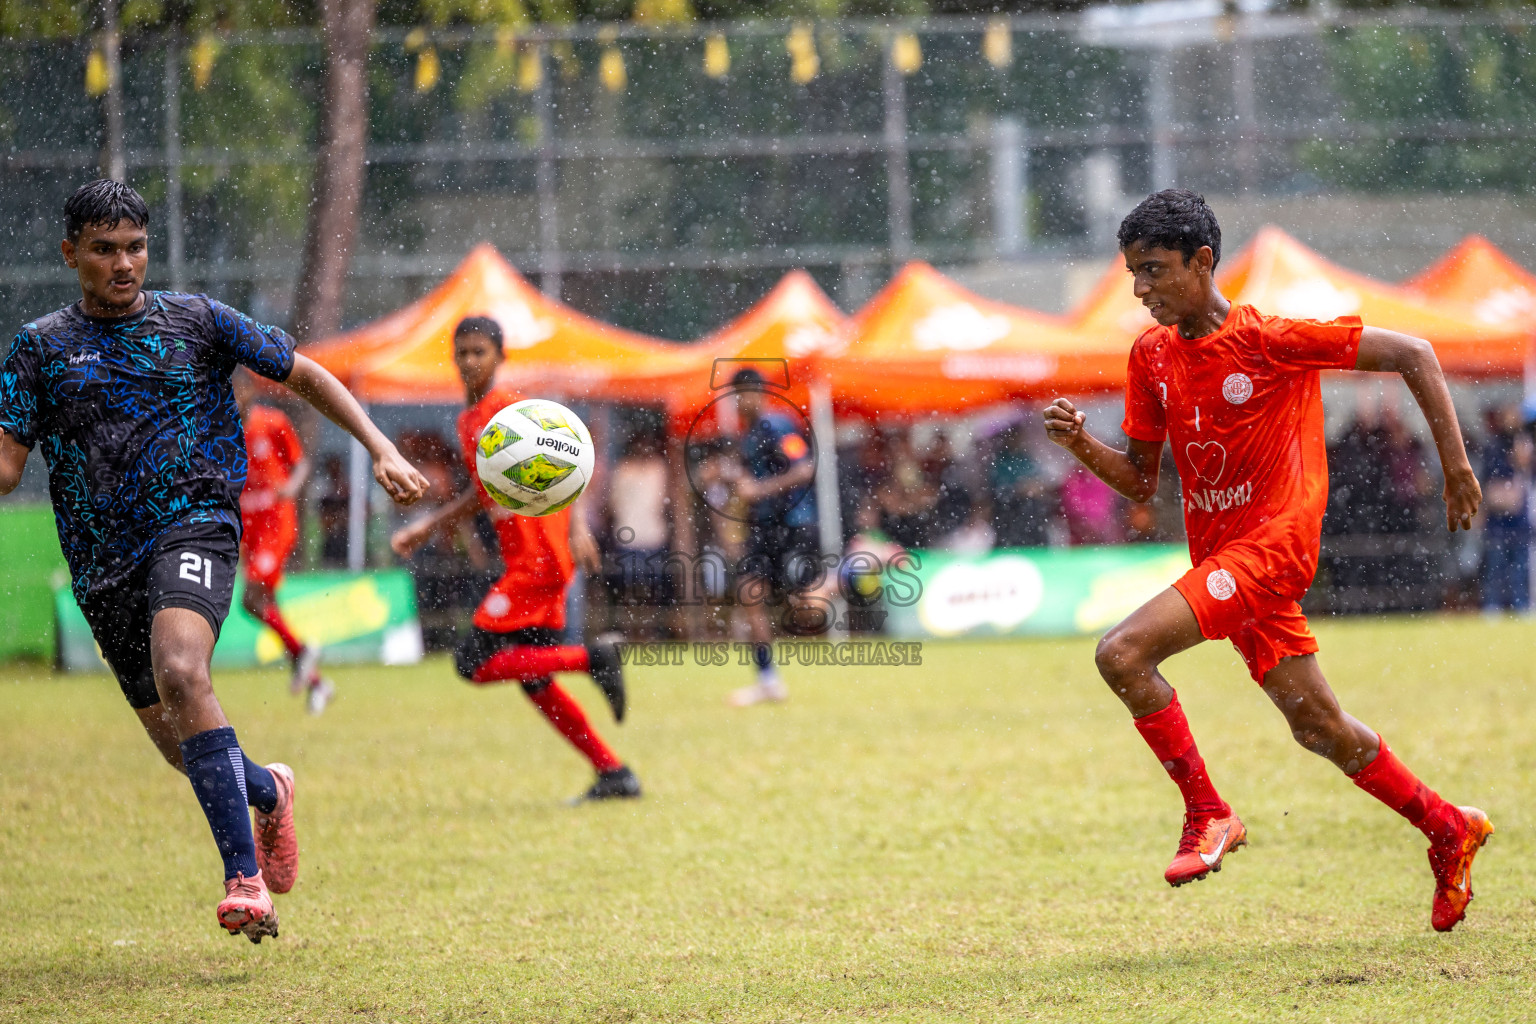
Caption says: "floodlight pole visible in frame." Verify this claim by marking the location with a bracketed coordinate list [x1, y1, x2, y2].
[163, 36, 186, 292]
[535, 46, 562, 301]
[347, 402, 370, 570]
[1147, 48, 1176, 190]
[882, 34, 913, 262]
[1232, 17, 1258, 194]
[809, 380, 846, 639]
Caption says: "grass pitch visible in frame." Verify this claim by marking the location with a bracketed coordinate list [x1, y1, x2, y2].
[2, 616, 1535, 1023]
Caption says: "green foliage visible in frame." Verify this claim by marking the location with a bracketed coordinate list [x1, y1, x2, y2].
[1303, 24, 1536, 192]
[177, 40, 318, 239]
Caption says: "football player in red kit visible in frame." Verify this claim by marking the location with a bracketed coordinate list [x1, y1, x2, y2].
[233, 371, 331, 713]
[1045, 190, 1491, 931]
[390, 316, 638, 802]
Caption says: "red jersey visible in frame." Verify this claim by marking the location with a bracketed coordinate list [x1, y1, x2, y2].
[241, 404, 303, 514]
[1121, 304, 1362, 600]
[457, 384, 576, 632]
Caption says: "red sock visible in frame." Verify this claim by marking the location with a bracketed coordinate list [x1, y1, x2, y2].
[1132, 693, 1230, 817]
[1350, 735, 1460, 846]
[471, 645, 591, 684]
[525, 681, 623, 773]
[258, 605, 305, 660]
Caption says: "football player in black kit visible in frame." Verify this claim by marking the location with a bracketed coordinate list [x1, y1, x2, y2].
[0, 181, 430, 941]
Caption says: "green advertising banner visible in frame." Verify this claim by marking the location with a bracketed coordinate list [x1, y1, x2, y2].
[0, 504, 68, 661]
[57, 570, 424, 673]
[881, 545, 1191, 640]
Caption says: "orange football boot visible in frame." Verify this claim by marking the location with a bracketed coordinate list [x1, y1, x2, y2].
[1428, 806, 1494, 932]
[217, 871, 279, 943]
[1165, 810, 1247, 887]
[253, 762, 298, 894]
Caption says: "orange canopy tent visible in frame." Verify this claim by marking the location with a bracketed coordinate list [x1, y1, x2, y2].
[1401, 234, 1536, 329]
[1066, 227, 1531, 378]
[303, 244, 701, 405]
[665, 270, 850, 431]
[817, 262, 1124, 418]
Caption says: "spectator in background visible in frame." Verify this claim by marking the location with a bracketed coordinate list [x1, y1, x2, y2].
[878, 431, 940, 549]
[1382, 401, 1432, 534]
[1480, 402, 1532, 612]
[988, 425, 1052, 548]
[316, 454, 350, 567]
[924, 431, 973, 543]
[1061, 464, 1124, 545]
[604, 430, 674, 637]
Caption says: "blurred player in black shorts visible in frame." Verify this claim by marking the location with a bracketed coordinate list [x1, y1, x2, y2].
[0, 180, 428, 942]
[723, 368, 822, 706]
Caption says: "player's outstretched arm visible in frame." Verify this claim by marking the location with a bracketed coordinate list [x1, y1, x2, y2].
[282, 353, 429, 507]
[735, 457, 816, 504]
[0, 429, 27, 495]
[390, 487, 481, 557]
[1355, 327, 1481, 531]
[1043, 398, 1162, 502]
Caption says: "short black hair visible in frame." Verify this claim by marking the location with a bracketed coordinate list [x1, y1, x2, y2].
[65, 179, 149, 242]
[731, 367, 765, 389]
[454, 315, 504, 351]
[1116, 188, 1221, 268]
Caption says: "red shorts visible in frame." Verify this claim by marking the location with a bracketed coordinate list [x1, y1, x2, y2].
[1173, 554, 1318, 684]
[240, 502, 298, 589]
[473, 577, 567, 634]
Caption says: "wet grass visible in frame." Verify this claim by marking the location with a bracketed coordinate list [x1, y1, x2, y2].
[2, 614, 1534, 1022]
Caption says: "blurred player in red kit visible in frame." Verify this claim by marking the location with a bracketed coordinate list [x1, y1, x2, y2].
[233, 370, 332, 714]
[391, 316, 638, 803]
[1044, 190, 1491, 931]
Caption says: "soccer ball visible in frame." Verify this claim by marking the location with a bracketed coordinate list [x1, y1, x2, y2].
[475, 398, 595, 517]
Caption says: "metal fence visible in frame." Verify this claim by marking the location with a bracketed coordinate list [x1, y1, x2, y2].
[4, 8, 1536, 339]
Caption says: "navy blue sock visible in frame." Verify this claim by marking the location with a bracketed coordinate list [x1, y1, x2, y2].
[244, 758, 277, 815]
[180, 727, 259, 880]
[753, 643, 773, 671]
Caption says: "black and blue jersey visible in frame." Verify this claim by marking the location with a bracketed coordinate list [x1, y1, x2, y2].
[741, 411, 817, 528]
[0, 292, 296, 601]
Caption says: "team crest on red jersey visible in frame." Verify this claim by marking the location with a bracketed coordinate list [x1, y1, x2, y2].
[1206, 569, 1238, 601]
[1222, 373, 1254, 405]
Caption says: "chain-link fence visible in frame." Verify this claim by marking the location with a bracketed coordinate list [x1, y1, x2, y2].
[4, 9, 1536, 339]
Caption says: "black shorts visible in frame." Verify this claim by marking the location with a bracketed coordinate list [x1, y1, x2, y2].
[739, 522, 823, 601]
[453, 626, 561, 681]
[78, 521, 239, 710]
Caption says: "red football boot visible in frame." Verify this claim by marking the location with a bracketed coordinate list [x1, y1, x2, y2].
[253, 763, 298, 894]
[217, 871, 279, 944]
[1428, 806, 1494, 932]
[1165, 810, 1247, 887]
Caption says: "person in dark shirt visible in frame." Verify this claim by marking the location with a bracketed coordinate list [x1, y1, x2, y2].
[723, 367, 819, 706]
[0, 180, 429, 943]
[1480, 403, 1532, 611]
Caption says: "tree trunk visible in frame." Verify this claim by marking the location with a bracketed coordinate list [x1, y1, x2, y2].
[290, 0, 375, 342]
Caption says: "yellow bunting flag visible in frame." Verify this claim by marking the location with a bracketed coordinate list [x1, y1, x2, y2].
[786, 23, 818, 84]
[517, 46, 544, 92]
[190, 33, 221, 90]
[415, 46, 441, 93]
[704, 32, 730, 79]
[633, 0, 694, 23]
[600, 47, 627, 92]
[892, 32, 921, 75]
[404, 27, 427, 52]
[496, 26, 516, 56]
[984, 18, 1011, 69]
[85, 49, 109, 97]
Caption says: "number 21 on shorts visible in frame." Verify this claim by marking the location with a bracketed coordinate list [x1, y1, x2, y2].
[180, 551, 213, 589]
